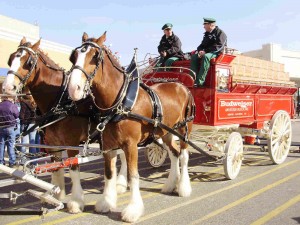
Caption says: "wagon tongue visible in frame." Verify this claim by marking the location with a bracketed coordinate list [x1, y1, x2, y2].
[34, 157, 79, 174]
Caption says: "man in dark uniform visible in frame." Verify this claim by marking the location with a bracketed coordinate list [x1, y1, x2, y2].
[190, 18, 227, 86]
[156, 23, 184, 70]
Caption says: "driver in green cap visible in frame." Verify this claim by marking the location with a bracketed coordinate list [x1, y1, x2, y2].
[156, 23, 184, 70]
[190, 17, 227, 86]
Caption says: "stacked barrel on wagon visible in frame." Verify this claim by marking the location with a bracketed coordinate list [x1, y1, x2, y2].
[142, 50, 297, 179]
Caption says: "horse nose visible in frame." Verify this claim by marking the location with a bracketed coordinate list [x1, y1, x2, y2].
[3, 84, 16, 93]
[76, 85, 81, 91]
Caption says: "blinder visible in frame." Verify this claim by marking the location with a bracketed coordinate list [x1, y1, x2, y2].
[7, 53, 15, 67]
[94, 51, 101, 62]
[25, 55, 34, 67]
[69, 44, 101, 65]
[69, 49, 77, 65]
[7, 50, 34, 68]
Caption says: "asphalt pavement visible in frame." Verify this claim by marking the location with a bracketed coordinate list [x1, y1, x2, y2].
[0, 121, 299, 225]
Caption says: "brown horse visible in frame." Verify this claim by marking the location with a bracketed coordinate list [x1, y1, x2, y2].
[2, 37, 128, 214]
[67, 32, 194, 222]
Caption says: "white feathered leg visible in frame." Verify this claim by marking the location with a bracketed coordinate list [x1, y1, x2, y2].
[178, 149, 192, 197]
[51, 168, 66, 200]
[162, 146, 180, 194]
[95, 151, 117, 213]
[121, 175, 144, 223]
[117, 152, 127, 194]
[67, 169, 84, 213]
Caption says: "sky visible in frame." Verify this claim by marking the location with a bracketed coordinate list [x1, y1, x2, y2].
[0, 0, 300, 65]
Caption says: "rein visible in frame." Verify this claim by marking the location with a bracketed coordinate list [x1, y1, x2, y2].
[125, 112, 217, 160]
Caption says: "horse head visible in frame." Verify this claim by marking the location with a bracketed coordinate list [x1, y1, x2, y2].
[3, 37, 40, 95]
[68, 32, 107, 101]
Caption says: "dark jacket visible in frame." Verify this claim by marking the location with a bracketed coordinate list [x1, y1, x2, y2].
[19, 99, 36, 124]
[0, 100, 19, 127]
[197, 26, 227, 54]
[158, 33, 184, 59]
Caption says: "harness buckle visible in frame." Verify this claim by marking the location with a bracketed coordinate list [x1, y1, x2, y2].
[116, 105, 129, 116]
[154, 119, 159, 127]
[96, 123, 106, 132]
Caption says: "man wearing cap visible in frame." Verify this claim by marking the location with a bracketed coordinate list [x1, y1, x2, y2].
[156, 23, 184, 70]
[190, 17, 227, 86]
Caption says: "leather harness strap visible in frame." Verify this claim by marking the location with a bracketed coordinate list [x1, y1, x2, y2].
[126, 111, 217, 160]
[137, 83, 163, 147]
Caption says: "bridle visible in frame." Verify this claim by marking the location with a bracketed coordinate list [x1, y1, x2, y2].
[69, 41, 104, 98]
[7, 46, 38, 93]
[69, 41, 130, 112]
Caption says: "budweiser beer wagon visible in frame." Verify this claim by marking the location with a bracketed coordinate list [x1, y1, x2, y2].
[0, 37, 296, 220]
[142, 49, 297, 179]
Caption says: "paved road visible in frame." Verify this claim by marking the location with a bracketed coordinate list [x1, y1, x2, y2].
[0, 121, 299, 225]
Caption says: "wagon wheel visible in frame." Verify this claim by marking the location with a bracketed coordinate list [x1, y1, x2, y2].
[144, 142, 168, 168]
[268, 110, 292, 164]
[224, 132, 243, 180]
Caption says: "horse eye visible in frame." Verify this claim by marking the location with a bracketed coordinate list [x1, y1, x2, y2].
[81, 47, 87, 53]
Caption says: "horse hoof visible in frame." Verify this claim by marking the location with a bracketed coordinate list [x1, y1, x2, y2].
[67, 200, 84, 214]
[116, 184, 127, 194]
[161, 184, 175, 194]
[178, 178, 192, 197]
[95, 200, 116, 214]
[178, 186, 192, 197]
[121, 203, 144, 223]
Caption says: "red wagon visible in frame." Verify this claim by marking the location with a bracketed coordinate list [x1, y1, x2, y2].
[142, 50, 297, 179]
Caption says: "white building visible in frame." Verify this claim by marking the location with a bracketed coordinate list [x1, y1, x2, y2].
[242, 43, 300, 86]
[0, 14, 72, 78]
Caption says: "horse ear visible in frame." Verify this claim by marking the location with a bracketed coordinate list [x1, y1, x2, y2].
[82, 32, 88, 43]
[32, 39, 41, 51]
[20, 37, 27, 45]
[97, 31, 107, 45]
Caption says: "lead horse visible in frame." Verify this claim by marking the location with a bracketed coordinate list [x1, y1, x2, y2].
[67, 32, 195, 222]
[2, 37, 128, 213]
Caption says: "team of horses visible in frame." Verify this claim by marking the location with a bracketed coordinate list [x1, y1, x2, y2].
[2, 33, 195, 223]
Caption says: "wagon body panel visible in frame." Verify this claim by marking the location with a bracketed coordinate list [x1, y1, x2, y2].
[190, 88, 295, 129]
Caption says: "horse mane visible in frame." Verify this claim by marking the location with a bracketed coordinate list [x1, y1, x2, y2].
[37, 49, 63, 70]
[103, 45, 122, 67]
[85, 37, 122, 67]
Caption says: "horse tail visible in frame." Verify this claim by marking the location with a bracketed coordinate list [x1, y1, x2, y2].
[184, 87, 196, 123]
[183, 87, 195, 139]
